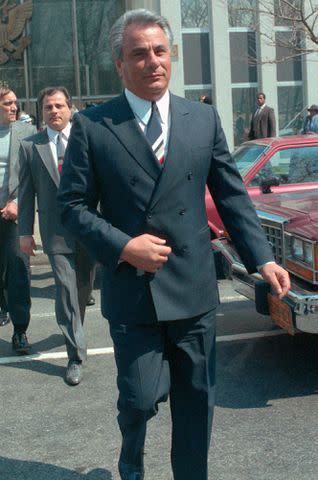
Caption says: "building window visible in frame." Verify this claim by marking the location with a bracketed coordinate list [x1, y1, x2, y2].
[0, 0, 124, 108]
[180, 0, 212, 101]
[183, 32, 211, 85]
[228, 0, 257, 28]
[181, 0, 209, 28]
[277, 85, 303, 132]
[230, 30, 257, 83]
[29, 0, 76, 97]
[275, 26, 304, 132]
[232, 87, 258, 145]
[76, 0, 124, 97]
[275, 31, 302, 82]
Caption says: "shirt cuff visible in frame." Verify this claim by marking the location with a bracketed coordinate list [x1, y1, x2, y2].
[257, 261, 275, 272]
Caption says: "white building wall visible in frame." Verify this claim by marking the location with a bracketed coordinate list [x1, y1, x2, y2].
[209, 0, 234, 150]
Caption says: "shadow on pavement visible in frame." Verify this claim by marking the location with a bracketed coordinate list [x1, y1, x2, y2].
[0, 334, 65, 357]
[0, 357, 66, 378]
[216, 332, 318, 409]
[0, 457, 112, 479]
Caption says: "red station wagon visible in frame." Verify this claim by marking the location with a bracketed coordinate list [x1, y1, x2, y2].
[206, 134, 318, 239]
[213, 189, 318, 335]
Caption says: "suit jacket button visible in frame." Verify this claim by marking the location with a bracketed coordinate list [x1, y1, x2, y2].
[147, 212, 152, 219]
[179, 209, 186, 215]
[130, 176, 138, 186]
[187, 171, 193, 180]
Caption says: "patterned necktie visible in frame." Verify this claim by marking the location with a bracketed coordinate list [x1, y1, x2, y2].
[146, 102, 164, 165]
[56, 132, 66, 173]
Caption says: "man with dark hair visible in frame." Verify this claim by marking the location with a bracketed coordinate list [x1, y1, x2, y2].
[18, 86, 93, 385]
[0, 83, 36, 351]
[58, 9, 290, 479]
[248, 92, 276, 140]
[199, 94, 212, 105]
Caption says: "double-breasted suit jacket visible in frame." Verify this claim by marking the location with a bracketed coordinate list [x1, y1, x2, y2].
[248, 105, 276, 140]
[58, 93, 274, 325]
[18, 129, 75, 254]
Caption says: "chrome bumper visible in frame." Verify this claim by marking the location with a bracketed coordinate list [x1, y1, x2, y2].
[213, 239, 318, 334]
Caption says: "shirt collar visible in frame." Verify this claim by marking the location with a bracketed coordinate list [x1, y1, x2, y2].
[47, 122, 71, 144]
[124, 88, 170, 126]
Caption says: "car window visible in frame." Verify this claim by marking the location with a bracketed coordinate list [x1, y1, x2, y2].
[249, 146, 318, 186]
[233, 144, 268, 177]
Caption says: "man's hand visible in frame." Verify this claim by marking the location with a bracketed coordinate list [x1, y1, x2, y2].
[259, 263, 290, 299]
[0, 201, 17, 221]
[120, 234, 172, 273]
[20, 235, 37, 256]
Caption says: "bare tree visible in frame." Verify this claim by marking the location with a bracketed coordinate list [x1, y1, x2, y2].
[228, 0, 318, 62]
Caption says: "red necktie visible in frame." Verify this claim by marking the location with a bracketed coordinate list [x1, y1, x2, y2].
[56, 132, 65, 173]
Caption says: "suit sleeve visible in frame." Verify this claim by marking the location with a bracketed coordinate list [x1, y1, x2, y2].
[206, 107, 274, 273]
[268, 108, 276, 137]
[57, 113, 131, 269]
[18, 141, 36, 236]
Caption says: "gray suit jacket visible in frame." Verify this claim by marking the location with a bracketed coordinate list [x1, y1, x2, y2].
[248, 105, 276, 140]
[18, 128, 75, 254]
[58, 93, 274, 324]
[6, 121, 36, 204]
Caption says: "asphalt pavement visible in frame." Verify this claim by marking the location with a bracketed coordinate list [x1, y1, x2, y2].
[1, 261, 318, 480]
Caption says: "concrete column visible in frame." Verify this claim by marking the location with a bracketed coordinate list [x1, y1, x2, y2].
[258, 0, 278, 127]
[160, 0, 185, 96]
[209, 0, 234, 150]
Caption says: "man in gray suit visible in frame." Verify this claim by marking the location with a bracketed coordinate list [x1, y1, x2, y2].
[58, 10, 290, 479]
[18, 86, 93, 385]
[0, 83, 36, 353]
[248, 92, 276, 140]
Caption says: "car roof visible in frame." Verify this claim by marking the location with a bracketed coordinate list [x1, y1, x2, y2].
[243, 134, 318, 148]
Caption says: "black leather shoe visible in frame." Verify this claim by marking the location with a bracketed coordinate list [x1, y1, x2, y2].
[12, 332, 30, 355]
[118, 461, 144, 480]
[65, 360, 83, 386]
[0, 310, 10, 327]
[86, 294, 95, 306]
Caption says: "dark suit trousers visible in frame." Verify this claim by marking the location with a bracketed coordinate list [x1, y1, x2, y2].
[48, 251, 88, 362]
[110, 308, 216, 480]
[0, 218, 31, 332]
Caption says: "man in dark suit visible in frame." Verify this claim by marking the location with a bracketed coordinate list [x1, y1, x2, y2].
[248, 92, 276, 140]
[57, 9, 290, 479]
[18, 86, 93, 385]
[0, 84, 36, 353]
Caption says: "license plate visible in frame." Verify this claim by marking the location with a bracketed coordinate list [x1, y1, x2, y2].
[267, 293, 295, 335]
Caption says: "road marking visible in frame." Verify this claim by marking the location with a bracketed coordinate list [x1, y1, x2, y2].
[220, 295, 247, 302]
[0, 347, 114, 364]
[0, 330, 286, 365]
[28, 296, 246, 320]
[216, 329, 286, 343]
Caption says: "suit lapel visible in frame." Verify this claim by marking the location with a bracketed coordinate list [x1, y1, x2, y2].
[149, 95, 190, 209]
[102, 94, 162, 181]
[34, 130, 60, 188]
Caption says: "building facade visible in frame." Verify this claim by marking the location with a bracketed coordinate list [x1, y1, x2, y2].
[1, 0, 317, 149]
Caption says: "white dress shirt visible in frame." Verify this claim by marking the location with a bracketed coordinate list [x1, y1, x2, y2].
[124, 88, 170, 156]
[46, 122, 71, 168]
